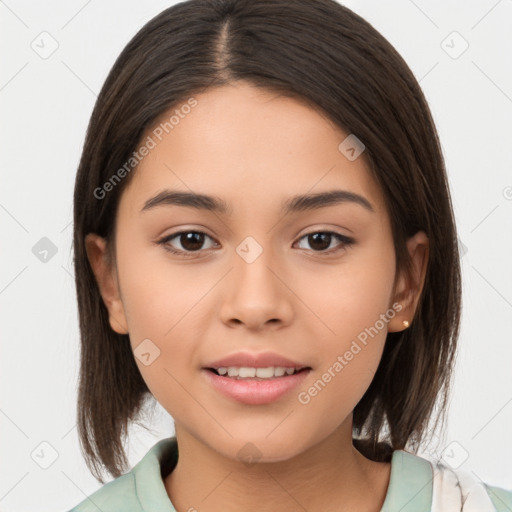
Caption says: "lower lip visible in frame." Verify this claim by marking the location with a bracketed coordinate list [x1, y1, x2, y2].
[202, 368, 311, 405]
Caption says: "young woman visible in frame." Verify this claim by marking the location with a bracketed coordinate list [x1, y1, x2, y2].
[68, 0, 512, 510]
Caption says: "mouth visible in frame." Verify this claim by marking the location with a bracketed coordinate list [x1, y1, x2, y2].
[205, 366, 311, 380]
[202, 366, 312, 405]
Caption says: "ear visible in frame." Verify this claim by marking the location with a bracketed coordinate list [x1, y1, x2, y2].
[84, 233, 129, 335]
[387, 231, 429, 332]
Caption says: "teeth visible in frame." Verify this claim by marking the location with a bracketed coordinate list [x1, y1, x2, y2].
[275, 367, 286, 377]
[215, 366, 301, 378]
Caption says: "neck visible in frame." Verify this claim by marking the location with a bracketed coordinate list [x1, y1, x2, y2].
[164, 420, 391, 512]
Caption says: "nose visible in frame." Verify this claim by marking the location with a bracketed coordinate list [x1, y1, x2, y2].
[218, 241, 294, 331]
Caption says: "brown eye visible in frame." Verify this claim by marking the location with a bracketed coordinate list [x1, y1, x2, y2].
[177, 232, 206, 251]
[157, 230, 218, 257]
[295, 231, 354, 254]
[306, 232, 332, 251]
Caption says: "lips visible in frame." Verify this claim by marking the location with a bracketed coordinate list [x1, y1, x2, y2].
[202, 351, 312, 405]
[204, 351, 310, 370]
[202, 365, 312, 405]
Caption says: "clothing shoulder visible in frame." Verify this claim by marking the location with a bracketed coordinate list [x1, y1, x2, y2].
[430, 456, 512, 512]
[66, 437, 178, 512]
[388, 449, 512, 511]
[66, 472, 141, 512]
[484, 483, 512, 511]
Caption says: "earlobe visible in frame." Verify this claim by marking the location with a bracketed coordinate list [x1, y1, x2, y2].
[84, 233, 129, 335]
[388, 231, 429, 333]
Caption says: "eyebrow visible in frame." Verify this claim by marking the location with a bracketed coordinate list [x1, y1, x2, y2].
[140, 189, 374, 216]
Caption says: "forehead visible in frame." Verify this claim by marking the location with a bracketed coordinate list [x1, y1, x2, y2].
[118, 82, 387, 220]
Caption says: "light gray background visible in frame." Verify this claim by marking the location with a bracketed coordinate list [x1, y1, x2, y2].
[1, 1, 511, 510]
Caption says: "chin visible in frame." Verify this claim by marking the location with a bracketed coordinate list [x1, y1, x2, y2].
[213, 435, 306, 466]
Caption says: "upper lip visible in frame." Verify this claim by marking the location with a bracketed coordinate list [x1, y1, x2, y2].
[204, 351, 310, 369]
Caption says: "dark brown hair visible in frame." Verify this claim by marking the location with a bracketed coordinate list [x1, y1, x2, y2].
[73, 0, 461, 483]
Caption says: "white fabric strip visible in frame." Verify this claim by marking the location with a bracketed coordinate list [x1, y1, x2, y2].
[431, 461, 496, 512]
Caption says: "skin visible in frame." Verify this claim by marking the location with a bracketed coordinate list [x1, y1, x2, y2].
[86, 81, 429, 512]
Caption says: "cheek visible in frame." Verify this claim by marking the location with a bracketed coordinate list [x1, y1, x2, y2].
[293, 241, 396, 410]
[297, 239, 396, 344]
[296, 300, 391, 429]
[116, 234, 213, 340]
[114, 238, 213, 406]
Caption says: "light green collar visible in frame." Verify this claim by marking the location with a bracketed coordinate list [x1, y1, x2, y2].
[132, 438, 434, 512]
[380, 449, 433, 511]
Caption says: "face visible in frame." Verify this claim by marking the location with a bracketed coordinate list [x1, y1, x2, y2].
[87, 81, 427, 463]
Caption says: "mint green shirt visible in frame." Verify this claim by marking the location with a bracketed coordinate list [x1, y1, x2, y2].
[68, 437, 512, 511]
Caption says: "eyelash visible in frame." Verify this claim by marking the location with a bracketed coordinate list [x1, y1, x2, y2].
[156, 229, 354, 258]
